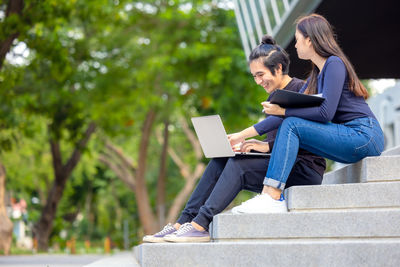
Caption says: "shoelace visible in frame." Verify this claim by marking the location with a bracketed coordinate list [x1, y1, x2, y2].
[176, 223, 193, 235]
[156, 223, 174, 235]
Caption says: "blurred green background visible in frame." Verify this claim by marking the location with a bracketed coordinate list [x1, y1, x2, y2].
[0, 0, 268, 254]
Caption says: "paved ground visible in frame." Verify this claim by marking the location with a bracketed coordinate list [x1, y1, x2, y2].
[84, 252, 139, 267]
[0, 254, 106, 267]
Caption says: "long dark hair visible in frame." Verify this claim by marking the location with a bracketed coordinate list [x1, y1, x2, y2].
[249, 35, 290, 76]
[296, 14, 368, 98]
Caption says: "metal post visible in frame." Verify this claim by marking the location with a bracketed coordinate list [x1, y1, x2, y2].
[258, 0, 273, 35]
[271, 0, 282, 25]
[239, 0, 257, 49]
[123, 219, 129, 250]
[234, 0, 251, 59]
[248, 0, 264, 42]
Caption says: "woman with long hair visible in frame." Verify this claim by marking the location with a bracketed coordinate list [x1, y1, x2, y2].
[229, 14, 384, 211]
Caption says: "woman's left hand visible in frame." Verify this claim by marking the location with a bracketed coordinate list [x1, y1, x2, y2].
[261, 101, 286, 116]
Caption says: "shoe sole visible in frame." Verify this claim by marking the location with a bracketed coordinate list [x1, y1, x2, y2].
[163, 236, 211, 243]
[142, 237, 168, 243]
[231, 208, 288, 214]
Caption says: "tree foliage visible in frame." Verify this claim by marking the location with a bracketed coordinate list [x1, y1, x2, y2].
[1, 0, 267, 249]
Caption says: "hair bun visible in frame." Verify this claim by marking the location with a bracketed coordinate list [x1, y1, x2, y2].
[260, 35, 276, 45]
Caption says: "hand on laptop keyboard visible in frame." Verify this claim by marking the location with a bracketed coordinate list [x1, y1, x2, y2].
[240, 139, 270, 153]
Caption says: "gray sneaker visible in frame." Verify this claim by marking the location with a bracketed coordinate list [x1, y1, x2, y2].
[164, 222, 210, 243]
[142, 223, 177, 243]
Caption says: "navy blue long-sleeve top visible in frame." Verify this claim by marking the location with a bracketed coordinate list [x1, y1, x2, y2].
[254, 56, 376, 136]
[259, 77, 326, 176]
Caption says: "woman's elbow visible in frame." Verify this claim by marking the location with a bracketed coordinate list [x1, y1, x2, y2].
[318, 111, 334, 122]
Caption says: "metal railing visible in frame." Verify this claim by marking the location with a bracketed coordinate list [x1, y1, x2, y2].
[233, 0, 322, 60]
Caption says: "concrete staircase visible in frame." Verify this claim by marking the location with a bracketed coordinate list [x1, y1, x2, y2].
[133, 146, 400, 267]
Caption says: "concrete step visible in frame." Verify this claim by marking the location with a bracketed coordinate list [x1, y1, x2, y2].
[381, 145, 400, 156]
[134, 240, 400, 267]
[322, 155, 400, 184]
[286, 181, 400, 211]
[211, 209, 400, 241]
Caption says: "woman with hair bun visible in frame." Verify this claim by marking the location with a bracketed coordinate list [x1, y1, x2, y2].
[229, 14, 384, 212]
[142, 35, 326, 243]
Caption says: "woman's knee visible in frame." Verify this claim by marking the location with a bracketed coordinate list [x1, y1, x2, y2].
[281, 117, 307, 130]
[275, 117, 307, 141]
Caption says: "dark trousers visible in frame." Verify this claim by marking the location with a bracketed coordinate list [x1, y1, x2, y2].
[176, 155, 322, 230]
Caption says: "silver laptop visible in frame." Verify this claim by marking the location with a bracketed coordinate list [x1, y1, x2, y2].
[191, 115, 270, 158]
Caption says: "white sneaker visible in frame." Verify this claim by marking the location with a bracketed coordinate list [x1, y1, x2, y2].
[231, 193, 288, 214]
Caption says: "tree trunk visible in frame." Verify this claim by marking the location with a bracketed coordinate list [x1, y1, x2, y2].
[156, 119, 169, 227]
[135, 110, 158, 234]
[0, 0, 24, 70]
[33, 122, 96, 251]
[0, 162, 13, 255]
[164, 117, 205, 223]
[102, 116, 204, 233]
[84, 182, 94, 240]
[101, 111, 159, 235]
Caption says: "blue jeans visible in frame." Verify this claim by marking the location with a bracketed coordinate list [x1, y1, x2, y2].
[177, 155, 323, 230]
[265, 117, 385, 190]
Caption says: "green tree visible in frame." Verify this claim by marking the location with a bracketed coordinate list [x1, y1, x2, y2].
[98, 0, 265, 235]
[1, 0, 267, 249]
[0, 0, 129, 250]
